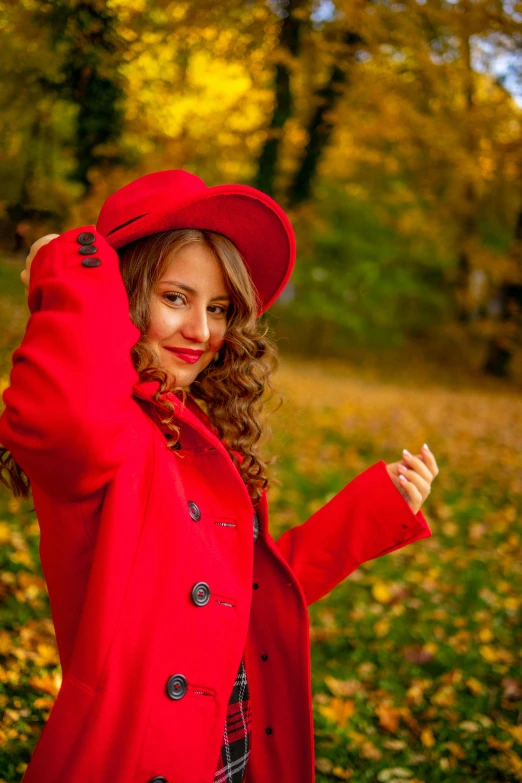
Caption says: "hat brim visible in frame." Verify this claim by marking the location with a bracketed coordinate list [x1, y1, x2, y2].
[97, 184, 295, 316]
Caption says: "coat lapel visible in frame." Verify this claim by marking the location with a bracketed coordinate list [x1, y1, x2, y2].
[132, 378, 256, 513]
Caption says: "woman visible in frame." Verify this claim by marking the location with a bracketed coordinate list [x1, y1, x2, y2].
[0, 169, 438, 783]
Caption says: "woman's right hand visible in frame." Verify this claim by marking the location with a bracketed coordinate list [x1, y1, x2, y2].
[21, 234, 60, 295]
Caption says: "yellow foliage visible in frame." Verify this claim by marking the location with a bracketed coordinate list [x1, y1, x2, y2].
[28, 673, 61, 697]
[324, 676, 361, 698]
[478, 627, 493, 642]
[465, 677, 484, 695]
[372, 581, 393, 603]
[374, 618, 390, 637]
[332, 767, 353, 779]
[445, 741, 466, 759]
[35, 644, 60, 667]
[376, 703, 402, 733]
[507, 725, 522, 745]
[504, 750, 522, 780]
[359, 739, 382, 760]
[9, 551, 33, 568]
[318, 697, 356, 728]
[0, 633, 11, 656]
[430, 685, 456, 707]
[420, 728, 436, 747]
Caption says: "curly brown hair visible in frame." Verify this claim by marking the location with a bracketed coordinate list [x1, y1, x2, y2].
[1, 228, 282, 507]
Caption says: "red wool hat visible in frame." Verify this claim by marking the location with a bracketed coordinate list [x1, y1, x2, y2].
[96, 169, 296, 316]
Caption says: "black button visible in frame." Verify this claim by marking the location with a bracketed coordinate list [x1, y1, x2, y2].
[78, 244, 98, 255]
[261, 654, 268, 661]
[164, 434, 181, 450]
[265, 727, 273, 735]
[166, 674, 187, 700]
[81, 257, 101, 268]
[253, 583, 259, 590]
[77, 231, 96, 245]
[188, 501, 201, 521]
[148, 778, 168, 783]
[191, 582, 210, 606]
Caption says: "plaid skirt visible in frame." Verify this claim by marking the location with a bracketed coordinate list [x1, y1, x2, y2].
[214, 658, 251, 783]
[214, 512, 258, 783]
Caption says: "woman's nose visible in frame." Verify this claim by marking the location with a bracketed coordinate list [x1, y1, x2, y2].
[180, 305, 210, 344]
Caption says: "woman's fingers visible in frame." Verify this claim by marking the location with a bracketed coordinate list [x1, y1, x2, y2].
[402, 448, 436, 483]
[398, 472, 423, 508]
[399, 467, 431, 499]
[22, 234, 60, 293]
[419, 444, 439, 477]
[397, 445, 439, 513]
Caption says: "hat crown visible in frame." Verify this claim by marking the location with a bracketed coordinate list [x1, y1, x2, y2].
[98, 170, 207, 235]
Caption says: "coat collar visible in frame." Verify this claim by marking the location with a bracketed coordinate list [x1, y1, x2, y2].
[132, 377, 220, 443]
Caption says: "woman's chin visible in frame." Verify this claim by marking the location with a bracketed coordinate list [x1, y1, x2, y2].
[162, 364, 197, 389]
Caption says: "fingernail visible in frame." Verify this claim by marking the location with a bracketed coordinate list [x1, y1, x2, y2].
[402, 448, 411, 457]
[423, 443, 430, 452]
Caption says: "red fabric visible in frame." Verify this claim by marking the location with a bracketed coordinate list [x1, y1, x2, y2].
[0, 227, 433, 783]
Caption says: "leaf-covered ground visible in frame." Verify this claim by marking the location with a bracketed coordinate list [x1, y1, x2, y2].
[269, 359, 522, 783]
[0, 258, 521, 782]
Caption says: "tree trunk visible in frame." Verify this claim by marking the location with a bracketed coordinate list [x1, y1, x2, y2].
[455, 8, 478, 323]
[288, 30, 364, 207]
[43, 0, 128, 193]
[252, 0, 306, 197]
[482, 198, 522, 378]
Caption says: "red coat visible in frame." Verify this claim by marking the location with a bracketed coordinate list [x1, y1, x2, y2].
[0, 226, 432, 783]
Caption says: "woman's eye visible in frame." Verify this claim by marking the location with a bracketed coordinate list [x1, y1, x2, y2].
[209, 305, 228, 316]
[164, 293, 186, 305]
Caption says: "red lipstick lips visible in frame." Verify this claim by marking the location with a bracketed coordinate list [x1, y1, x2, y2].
[164, 347, 204, 365]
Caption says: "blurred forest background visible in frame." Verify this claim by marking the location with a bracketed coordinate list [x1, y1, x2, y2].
[1, 1, 522, 782]
[1, 0, 522, 378]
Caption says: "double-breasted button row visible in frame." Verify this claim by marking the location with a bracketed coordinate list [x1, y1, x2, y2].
[76, 232, 101, 268]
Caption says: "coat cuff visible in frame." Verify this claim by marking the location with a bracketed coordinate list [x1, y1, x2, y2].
[274, 459, 432, 605]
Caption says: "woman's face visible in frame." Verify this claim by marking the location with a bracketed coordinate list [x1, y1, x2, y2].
[145, 242, 231, 387]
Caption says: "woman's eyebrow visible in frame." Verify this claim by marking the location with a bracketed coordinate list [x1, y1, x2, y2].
[160, 280, 231, 301]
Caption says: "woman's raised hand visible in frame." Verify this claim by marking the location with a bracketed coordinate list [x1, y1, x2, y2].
[21, 234, 60, 296]
[385, 444, 439, 515]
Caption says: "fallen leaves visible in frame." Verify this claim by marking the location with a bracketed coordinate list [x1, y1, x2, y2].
[420, 728, 435, 747]
[318, 697, 356, 728]
[27, 673, 61, 697]
[375, 704, 403, 733]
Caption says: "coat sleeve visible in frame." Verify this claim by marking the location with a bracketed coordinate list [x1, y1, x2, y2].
[273, 460, 432, 605]
[0, 226, 142, 501]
